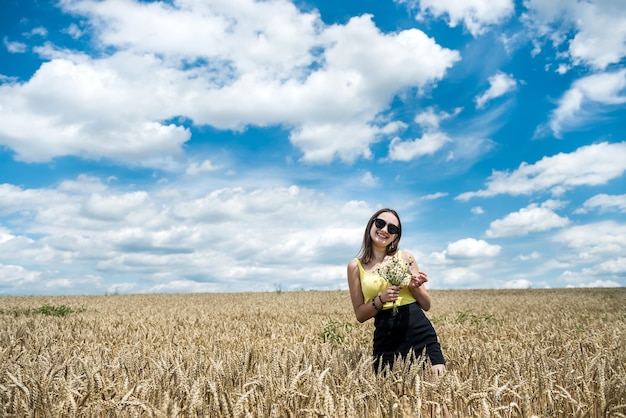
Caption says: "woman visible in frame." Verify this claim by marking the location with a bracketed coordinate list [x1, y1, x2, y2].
[347, 208, 446, 375]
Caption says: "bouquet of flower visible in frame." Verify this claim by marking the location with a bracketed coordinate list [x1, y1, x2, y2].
[377, 255, 413, 315]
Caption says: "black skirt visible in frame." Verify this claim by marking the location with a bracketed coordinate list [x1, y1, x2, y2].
[373, 301, 445, 371]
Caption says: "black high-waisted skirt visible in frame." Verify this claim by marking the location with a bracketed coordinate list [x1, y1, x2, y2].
[373, 301, 444, 371]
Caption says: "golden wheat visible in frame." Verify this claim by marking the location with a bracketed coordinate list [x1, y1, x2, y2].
[1, 288, 625, 417]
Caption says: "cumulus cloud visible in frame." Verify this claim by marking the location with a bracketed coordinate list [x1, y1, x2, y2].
[387, 107, 459, 161]
[543, 223, 626, 286]
[575, 280, 623, 288]
[576, 193, 626, 214]
[0, 264, 41, 287]
[523, 3, 626, 139]
[0, 176, 373, 295]
[360, 171, 379, 187]
[552, 221, 626, 260]
[29, 27, 48, 38]
[560, 271, 623, 288]
[457, 142, 626, 200]
[588, 257, 626, 276]
[523, 0, 626, 70]
[0, 55, 192, 166]
[502, 279, 532, 289]
[444, 238, 501, 259]
[515, 251, 541, 261]
[290, 121, 381, 164]
[0, 1, 460, 166]
[388, 132, 450, 161]
[186, 160, 221, 176]
[436, 267, 480, 286]
[397, 0, 515, 36]
[1, 0, 624, 295]
[486, 200, 569, 238]
[547, 70, 626, 137]
[475, 71, 517, 109]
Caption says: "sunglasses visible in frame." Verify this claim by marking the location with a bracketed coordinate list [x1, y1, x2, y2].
[374, 218, 400, 235]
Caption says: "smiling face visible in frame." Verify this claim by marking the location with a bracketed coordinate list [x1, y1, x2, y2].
[359, 208, 403, 263]
[370, 211, 400, 248]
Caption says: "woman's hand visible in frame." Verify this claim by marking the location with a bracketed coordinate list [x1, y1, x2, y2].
[408, 270, 428, 290]
[431, 363, 446, 378]
[407, 269, 432, 311]
[383, 285, 402, 303]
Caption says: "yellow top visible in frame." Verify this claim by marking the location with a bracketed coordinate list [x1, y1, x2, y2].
[355, 251, 416, 310]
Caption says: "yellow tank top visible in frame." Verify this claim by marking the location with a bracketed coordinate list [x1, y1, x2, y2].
[355, 251, 416, 310]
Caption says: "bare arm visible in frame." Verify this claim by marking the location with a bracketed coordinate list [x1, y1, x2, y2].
[403, 251, 432, 311]
[347, 259, 384, 323]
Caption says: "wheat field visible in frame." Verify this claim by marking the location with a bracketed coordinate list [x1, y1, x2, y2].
[1, 288, 625, 417]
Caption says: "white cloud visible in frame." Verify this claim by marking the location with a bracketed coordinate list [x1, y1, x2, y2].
[515, 251, 541, 261]
[548, 70, 626, 137]
[502, 279, 532, 289]
[397, 0, 515, 36]
[0, 2, 460, 166]
[552, 221, 626, 259]
[288, 17, 460, 163]
[475, 71, 517, 109]
[0, 228, 16, 244]
[555, 63, 570, 75]
[290, 122, 379, 164]
[559, 271, 623, 288]
[64, 0, 320, 72]
[422, 192, 448, 201]
[486, 200, 569, 238]
[387, 107, 459, 161]
[567, 1, 626, 69]
[0, 54, 192, 167]
[0, 176, 374, 294]
[388, 132, 450, 161]
[444, 238, 501, 259]
[523, 0, 626, 70]
[360, 171, 379, 187]
[186, 160, 221, 176]
[65, 23, 84, 39]
[29, 27, 48, 37]
[3, 37, 27, 53]
[576, 193, 626, 214]
[414, 107, 461, 130]
[548, 222, 626, 287]
[0, 264, 41, 287]
[1, 0, 624, 295]
[457, 142, 626, 200]
[576, 280, 622, 288]
[588, 257, 626, 275]
[437, 267, 480, 286]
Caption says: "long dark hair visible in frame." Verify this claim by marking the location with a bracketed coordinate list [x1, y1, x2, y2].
[357, 208, 402, 264]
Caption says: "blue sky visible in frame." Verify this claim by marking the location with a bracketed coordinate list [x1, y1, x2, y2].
[1, 0, 625, 296]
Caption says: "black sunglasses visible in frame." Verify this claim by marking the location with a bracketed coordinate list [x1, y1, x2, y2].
[374, 218, 400, 235]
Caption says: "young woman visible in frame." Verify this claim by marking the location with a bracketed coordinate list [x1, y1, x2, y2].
[347, 208, 446, 375]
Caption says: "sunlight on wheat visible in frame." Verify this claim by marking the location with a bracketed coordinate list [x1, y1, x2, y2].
[1, 288, 625, 416]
